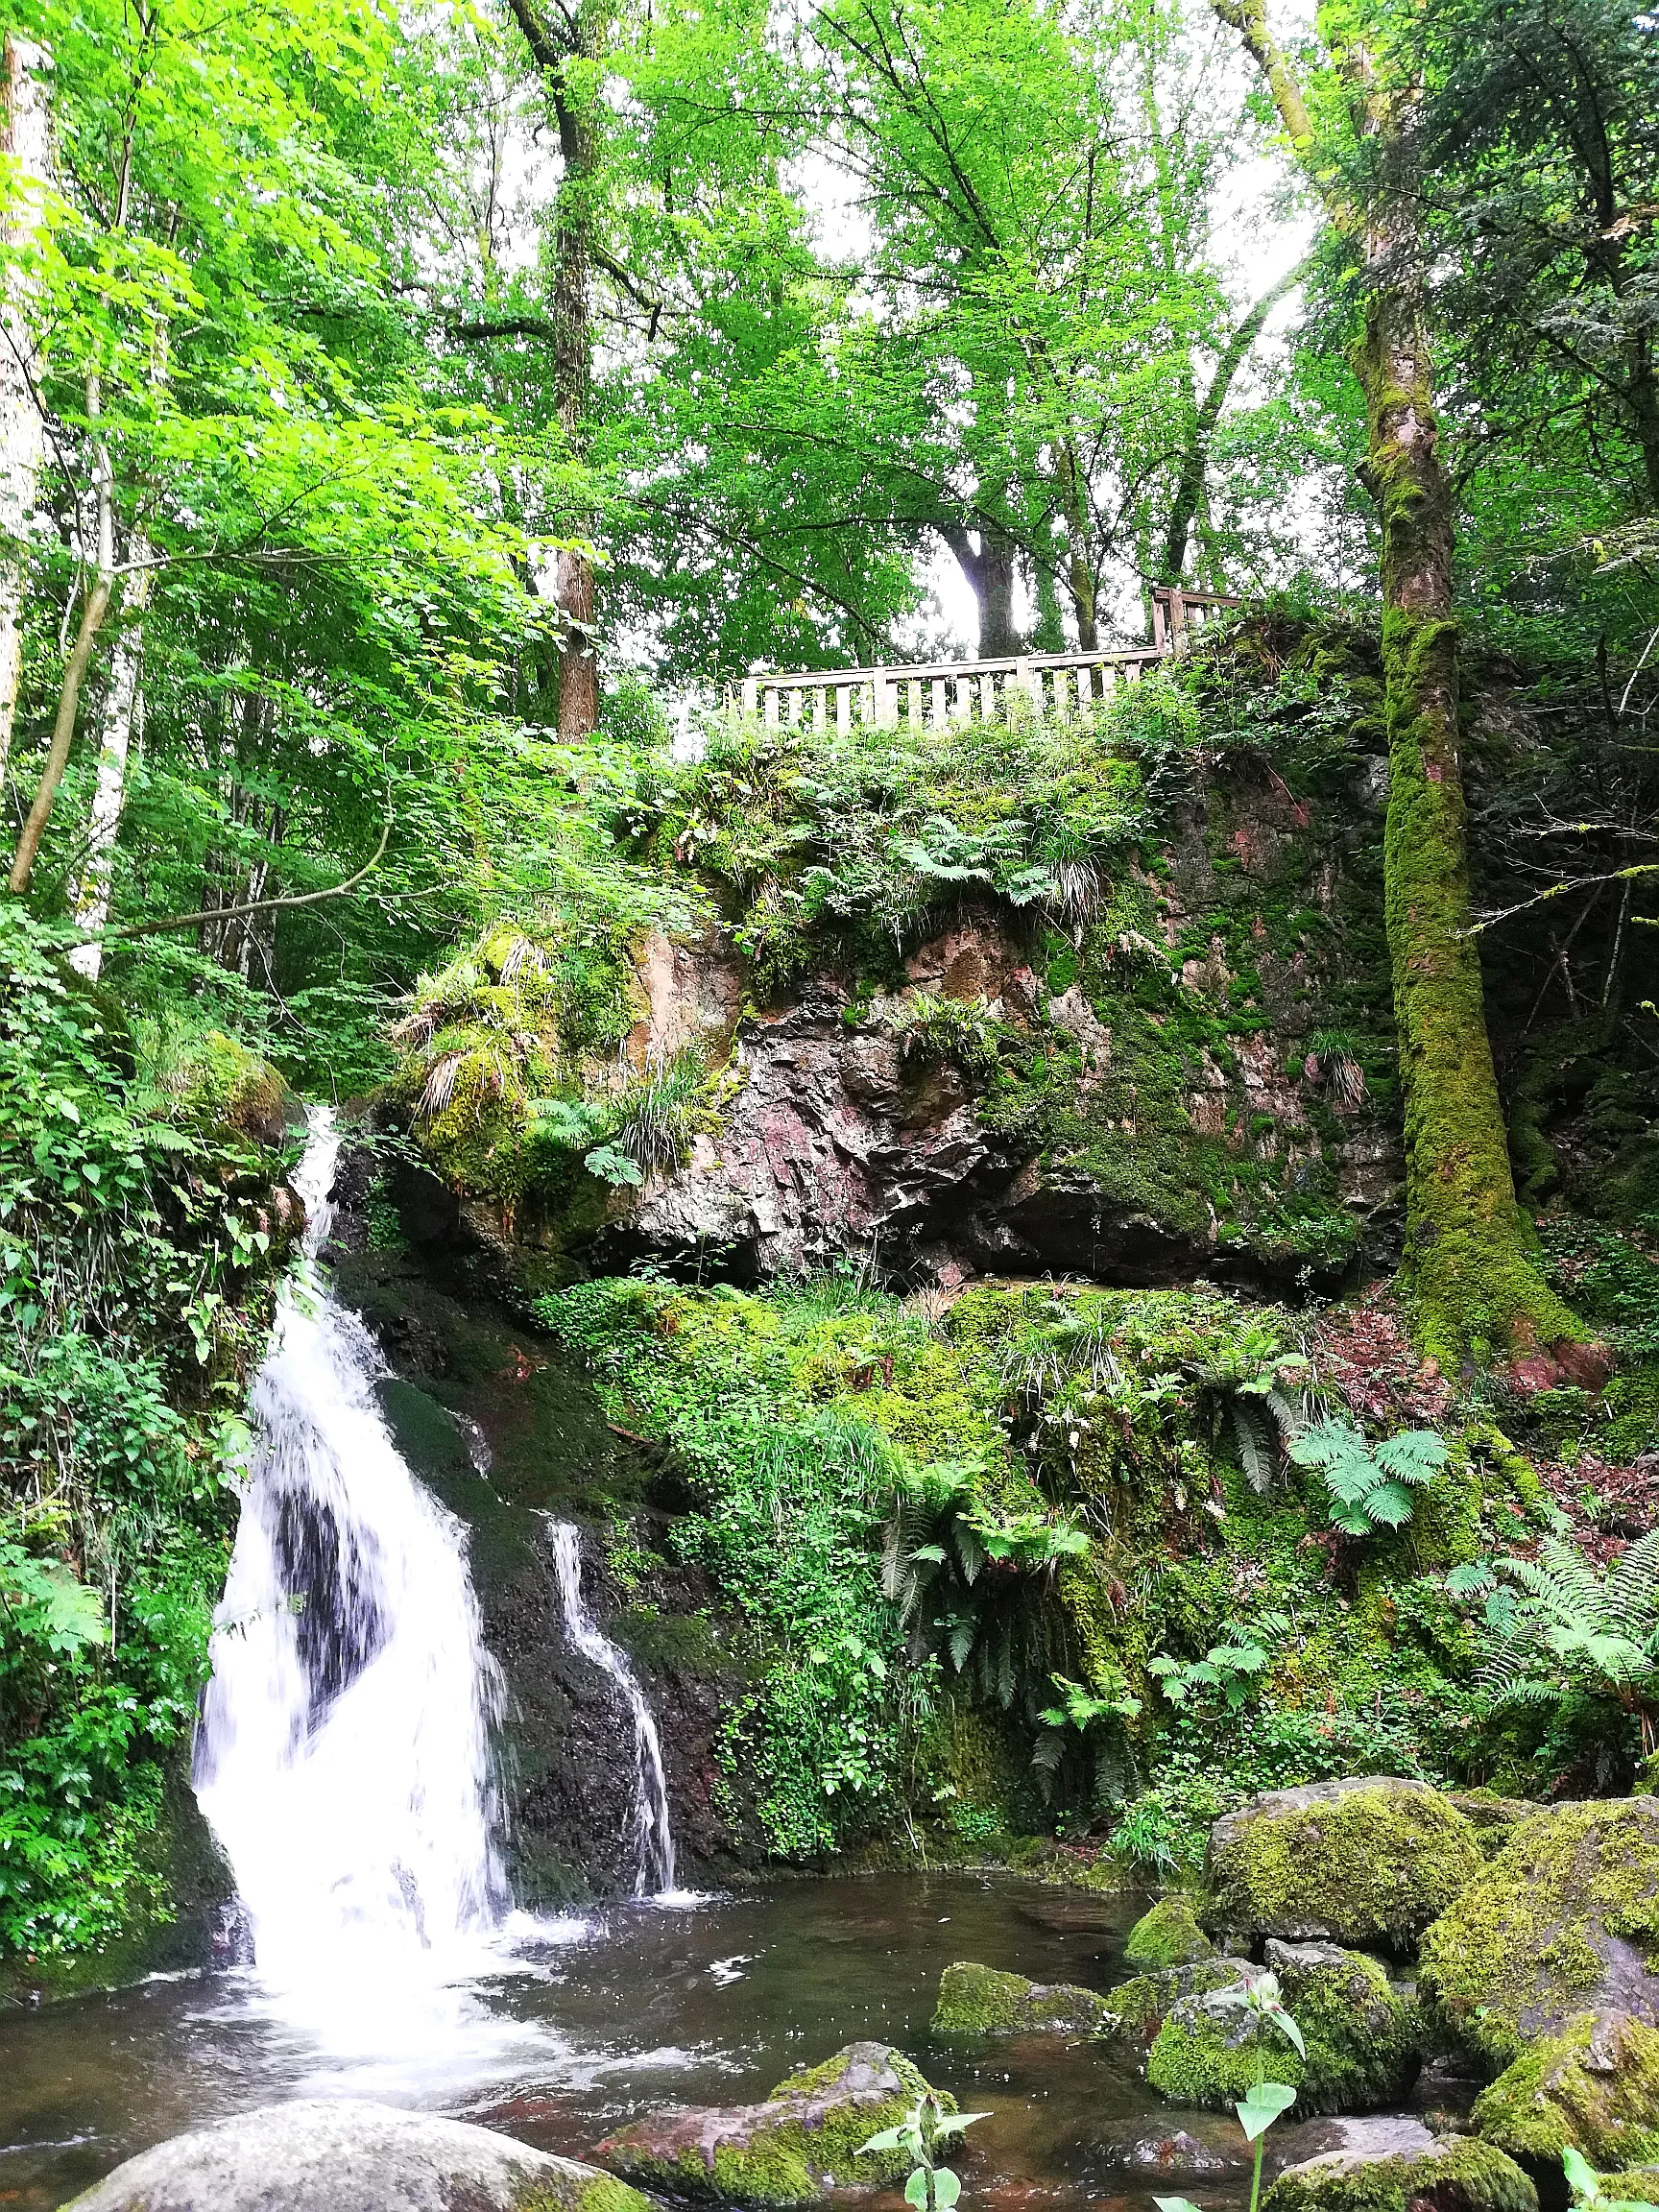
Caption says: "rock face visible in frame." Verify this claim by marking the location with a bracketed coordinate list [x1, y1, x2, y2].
[1419, 1797, 1659, 2066]
[1205, 1777, 1483, 1952]
[592, 2043, 949, 2205]
[1124, 1894, 1215, 1968]
[1471, 2009, 1659, 2172]
[62, 2099, 646, 2212]
[1262, 2133, 1538, 2212]
[932, 1960, 1119, 2035]
[1146, 1940, 1420, 2116]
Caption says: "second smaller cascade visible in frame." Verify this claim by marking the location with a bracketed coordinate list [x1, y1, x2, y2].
[543, 1518, 678, 1898]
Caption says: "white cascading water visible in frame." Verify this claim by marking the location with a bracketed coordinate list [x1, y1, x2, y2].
[544, 1519, 679, 1898]
[193, 1107, 513, 2051]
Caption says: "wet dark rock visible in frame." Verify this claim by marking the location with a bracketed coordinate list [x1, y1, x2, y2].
[1092, 2127, 1236, 2178]
[61, 2098, 646, 2212]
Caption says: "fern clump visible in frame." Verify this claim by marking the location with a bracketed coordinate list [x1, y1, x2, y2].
[1287, 1419, 1449, 1535]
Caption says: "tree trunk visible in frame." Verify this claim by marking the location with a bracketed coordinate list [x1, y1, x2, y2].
[941, 519, 1022, 658]
[1359, 277, 1577, 1364]
[0, 35, 52, 793]
[506, 0, 607, 739]
[1055, 443, 1098, 649]
[1210, 0, 1585, 1370]
[1161, 262, 1305, 585]
[68, 556, 151, 976]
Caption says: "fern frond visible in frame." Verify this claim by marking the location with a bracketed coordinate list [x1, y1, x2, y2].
[1233, 1404, 1271, 1495]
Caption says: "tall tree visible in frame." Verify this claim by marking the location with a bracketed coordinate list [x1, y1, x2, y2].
[1208, 0, 1586, 1367]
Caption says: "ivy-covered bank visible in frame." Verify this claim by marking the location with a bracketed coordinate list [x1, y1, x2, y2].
[535, 1259, 1659, 1874]
[0, 907, 300, 1966]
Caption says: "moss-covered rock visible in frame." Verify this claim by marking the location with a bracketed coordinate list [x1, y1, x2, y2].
[1204, 1777, 1482, 1952]
[1107, 1959, 1255, 2057]
[1146, 1940, 1420, 2115]
[1262, 2132, 1538, 2212]
[593, 2042, 951, 2204]
[1471, 2012, 1659, 2173]
[1419, 1799, 1659, 2068]
[932, 1960, 1118, 2035]
[1125, 1894, 1215, 1968]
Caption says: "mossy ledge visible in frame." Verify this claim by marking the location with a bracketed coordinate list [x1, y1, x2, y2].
[1262, 2132, 1538, 2212]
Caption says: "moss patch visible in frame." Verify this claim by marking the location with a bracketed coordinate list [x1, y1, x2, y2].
[1419, 1799, 1659, 2067]
[931, 1960, 1119, 2036]
[1205, 1778, 1482, 1951]
[1125, 1894, 1215, 1968]
[1472, 2012, 1659, 2172]
[1262, 2133, 1538, 2212]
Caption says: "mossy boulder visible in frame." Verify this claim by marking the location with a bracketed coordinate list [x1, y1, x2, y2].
[158, 1027, 305, 1148]
[1419, 1798, 1659, 2067]
[1471, 2011, 1659, 2173]
[64, 2098, 647, 2212]
[932, 1960, 1118, 2036]
[593, 2042, 951, 2204]
[1147, 1941, 1421, 2116]
[1204, 1777, 1483, 1952]
[1262, 2132, 1538, 2212]
[1107, 1958, 1255, 2058]
[1125, 1894, 1215, 1968]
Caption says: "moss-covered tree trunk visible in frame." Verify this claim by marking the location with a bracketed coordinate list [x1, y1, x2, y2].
[1211, 0, 1586, 1370]
[1358, 277, 1577, 1364]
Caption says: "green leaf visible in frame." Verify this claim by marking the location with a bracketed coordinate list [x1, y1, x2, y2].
[1236, 2082, 1297, 2142]
[932, 2171, 961, 2209]
[905, 2170, 930, 2207]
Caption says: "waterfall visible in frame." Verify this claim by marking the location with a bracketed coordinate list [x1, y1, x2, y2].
[193, 1106, 509, 2023]
[543, 1519, 679, 1898]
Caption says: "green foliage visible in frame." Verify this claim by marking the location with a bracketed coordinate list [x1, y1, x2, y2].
[0, 906, 286, 1952]
[1149, 1616, 1288, 1714]
[1288, 1420, 1449, 1537]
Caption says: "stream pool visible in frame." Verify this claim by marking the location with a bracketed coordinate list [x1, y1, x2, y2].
[0, 1872, 1299, 2212]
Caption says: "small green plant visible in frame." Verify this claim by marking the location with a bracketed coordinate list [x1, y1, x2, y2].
[1563, 2145, 1659, 2212]
[1156, 1976, 1303, 2212]
[1149, 1615, 1289, 1714]
[1287, 1418, 1448, 1535]
[859, 2091, 990, 2212]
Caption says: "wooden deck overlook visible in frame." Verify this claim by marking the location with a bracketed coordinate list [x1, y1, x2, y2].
[736, 586, 1238, 731]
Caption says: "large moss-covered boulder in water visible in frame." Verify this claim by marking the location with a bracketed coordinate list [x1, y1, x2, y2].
[592, 2043, 950, 2204]
[63, 2099, 647, 2212]
[1419, 1799, 1659, 2067]
[1470, 2011, 1659, 2172]
[1204, 1778, 1483, 1952]
[1262, 2133, 1538, 2212]
[1147, 1941, 1421, 2115]
[932, 1961, 1119, 2036]
[1124, 1895, 1214, 1968]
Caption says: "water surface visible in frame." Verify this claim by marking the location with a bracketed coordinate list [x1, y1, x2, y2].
[0, 1872, 1266, 2211]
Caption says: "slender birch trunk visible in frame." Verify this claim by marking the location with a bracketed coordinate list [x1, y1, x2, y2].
[67, 549, 150, 976]
[0, 35, 53, 793]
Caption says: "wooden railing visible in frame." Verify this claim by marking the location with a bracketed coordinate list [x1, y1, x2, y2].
[736, 587, 1240, 732]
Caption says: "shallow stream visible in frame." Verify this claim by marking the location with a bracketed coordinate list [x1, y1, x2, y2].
[0, 1872, 1284, 2212]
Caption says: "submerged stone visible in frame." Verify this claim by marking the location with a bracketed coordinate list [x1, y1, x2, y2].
[1471, 2010, 1659, 2173]
[1419, 1798, 1659, 2068]
[1262, 2132, 1538, 2212]
[1146, 1939, 1420, 2115]
[1124, 1894, 1215, 1968]
[931, 1960, 1119, 2036]
[1204, 1777, 1483, 1952]
[593, 2041, 950, 2204]
[61, 2098, 645, 2212]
